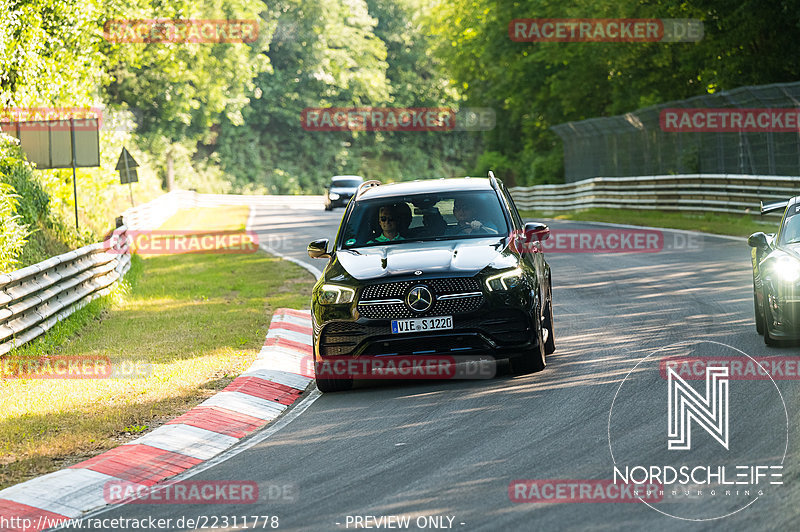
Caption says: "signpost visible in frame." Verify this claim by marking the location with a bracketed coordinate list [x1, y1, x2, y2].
[0, 115, 100, 231]
[116, 147, 139, 207]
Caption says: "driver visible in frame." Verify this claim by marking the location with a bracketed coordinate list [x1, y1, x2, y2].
[450, 197, 498, 235]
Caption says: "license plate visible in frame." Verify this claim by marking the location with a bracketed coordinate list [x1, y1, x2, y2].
[391, 316, 453, 334]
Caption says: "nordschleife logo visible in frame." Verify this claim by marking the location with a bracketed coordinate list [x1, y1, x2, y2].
[608, 340, 788, 521]
[667, 366, 729, 451]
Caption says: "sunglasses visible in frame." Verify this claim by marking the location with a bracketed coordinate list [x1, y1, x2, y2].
[380, 216, 396, 222]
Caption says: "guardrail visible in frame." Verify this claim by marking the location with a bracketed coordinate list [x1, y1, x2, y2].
[0, 226, 131, 356]
[509, 174, 800, 216]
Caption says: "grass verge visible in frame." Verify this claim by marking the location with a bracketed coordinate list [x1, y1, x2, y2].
[0, 205, 315, 490]
[519, 208, 777, 238]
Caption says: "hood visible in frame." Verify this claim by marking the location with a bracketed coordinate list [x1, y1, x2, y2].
[780, 242, 800, 258]
[336, 237, 508, 280]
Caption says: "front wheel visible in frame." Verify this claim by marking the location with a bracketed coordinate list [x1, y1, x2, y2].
[512, 320, 546, 375]
[754, 287, 764, 335]
[762, 290, 780, 347]
[542, 291, 556, 355]
[315, 375, 353, 392]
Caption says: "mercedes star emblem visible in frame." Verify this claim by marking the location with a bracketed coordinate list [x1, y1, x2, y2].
[406, 285, 433, 312]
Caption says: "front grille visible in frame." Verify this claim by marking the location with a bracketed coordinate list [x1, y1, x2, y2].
[358, 277, 484, 319]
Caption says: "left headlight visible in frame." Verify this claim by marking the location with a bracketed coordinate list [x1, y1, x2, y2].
[319, 284, 355, 305]
[771, 256, 800, 283]
[485, 267, 524, 291]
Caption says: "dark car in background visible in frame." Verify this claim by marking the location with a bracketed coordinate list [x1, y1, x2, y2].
[307, 174, 555, 392]
[749, 197, 800, 345]
[324, 175, 364, 211]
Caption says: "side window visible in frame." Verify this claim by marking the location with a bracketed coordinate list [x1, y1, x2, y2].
[500, 183, 523, 230]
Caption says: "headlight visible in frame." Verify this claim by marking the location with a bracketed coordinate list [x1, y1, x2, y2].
[485, 267, 524, 291]
[771, 256, 800, 282]
[319, 284, 355, 305]
[328, 192, 340, 200]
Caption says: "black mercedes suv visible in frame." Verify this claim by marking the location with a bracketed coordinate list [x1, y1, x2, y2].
[307, 174, 555, 392]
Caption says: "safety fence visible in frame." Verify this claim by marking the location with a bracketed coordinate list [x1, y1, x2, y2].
[0, 227, 131, 356]
[0, 190, 324, 355]
[552, 81, 800, 182]
[509, 174, 800, 216]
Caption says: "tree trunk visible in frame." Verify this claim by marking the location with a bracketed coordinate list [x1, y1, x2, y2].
[165, 150, 175, 191]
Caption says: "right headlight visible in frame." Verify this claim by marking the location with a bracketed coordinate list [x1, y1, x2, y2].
[770, 256, 800, 283]
[328, 192, 340, 200]
[485, 267, 524, 291]
[318, 284, 355, 305]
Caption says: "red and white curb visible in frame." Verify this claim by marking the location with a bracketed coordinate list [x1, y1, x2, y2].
[0, 308, 315, 531]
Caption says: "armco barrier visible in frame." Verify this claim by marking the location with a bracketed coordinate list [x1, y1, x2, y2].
[0, 189, 322, 356]
[509, 174, 800, 216]
[0, 227, 131, 356]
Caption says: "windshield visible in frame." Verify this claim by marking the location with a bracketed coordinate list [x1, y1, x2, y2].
[331, 179, 363, 188]
[338, 190, 508, 249]
[780, 206, 800, 244]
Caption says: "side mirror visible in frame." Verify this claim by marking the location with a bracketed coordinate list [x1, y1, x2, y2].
[308, 239, 331, 259]
[747, 232, 769, 250]
[524, 222, 550, 241]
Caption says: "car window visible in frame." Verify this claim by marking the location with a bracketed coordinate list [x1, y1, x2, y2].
[331, 179, 362, 188]
[781, 211, 800, 244]
[339, 190, 508, 249]
[500, 183, 523, 230]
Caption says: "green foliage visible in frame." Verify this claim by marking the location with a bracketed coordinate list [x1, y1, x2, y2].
[0, 134, 96, 271]
[214, 0, 482, 193]
[0, 0, 104, 107]
[101, 0, 272, 189]
[422, 0, 800, 183]
[0, 182, 28, 272]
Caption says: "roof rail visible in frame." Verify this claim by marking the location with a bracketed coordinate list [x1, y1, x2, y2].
[356, 179, 381, 199]
[488, 170, 499, 190]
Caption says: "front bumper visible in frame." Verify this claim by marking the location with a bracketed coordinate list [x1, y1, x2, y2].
[763, 284, 800, 339]
[315, 308, 536, 360]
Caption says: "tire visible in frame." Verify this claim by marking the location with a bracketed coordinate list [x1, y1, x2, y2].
[762, 290, 780, 347]
[312, 345, 352, 391]
[315, 376, 353, 392]
[542, 291, 556, 355]
[754, 287, 764, 335]
[324, 204, 332, 211]
[512, 316, 546, 375]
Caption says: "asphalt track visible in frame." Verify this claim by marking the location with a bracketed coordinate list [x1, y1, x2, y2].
[60, 199, 800, 531]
